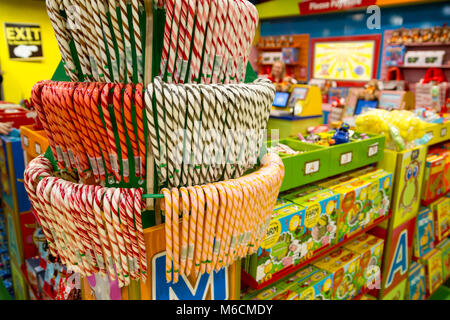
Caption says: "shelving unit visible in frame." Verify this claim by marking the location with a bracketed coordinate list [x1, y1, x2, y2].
[256, 34, 309, 82]
[241, 213, 391, 291]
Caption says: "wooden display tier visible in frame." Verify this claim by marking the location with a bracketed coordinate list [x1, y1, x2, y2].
[241, 212, 392, 291]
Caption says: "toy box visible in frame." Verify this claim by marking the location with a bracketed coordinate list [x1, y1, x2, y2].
[359, 170, 393, 223]
[254, 203, 307, 283]
[419, 248, 444, 295]
[291, 268, 333, 300]
[283, 186, 340, 255]
[313, 248, 361, 300]
[430, 197, 450, 242]
[430, 148, 450, 193]
[243, 265, 319, 300]
[421, 154, 446, 203]
[333, 179, 372, 242]
[344, 234, 384, 291]
[437, 238, 450, 281]
[385, 45, 406, 66]
[407, 262, 426, 300]
[413, 207, 435, 258]
[282, 47, 299, 64]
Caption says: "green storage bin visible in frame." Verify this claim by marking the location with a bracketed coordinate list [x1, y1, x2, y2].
[267, 139, 330, 192]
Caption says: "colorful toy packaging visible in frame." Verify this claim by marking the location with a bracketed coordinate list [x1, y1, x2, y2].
[254, 203, 306, 283]
[283, 186, 340, 254]
[421, 154, 446, 203]
[291, 268, 333, 300]
[313, 248, 361, 300]
[359, 170, 393, 222]
[430, 197, 450, 242]
[419, 248, 444, 295]
[429, 147, 450, 193]
[407, 262, 427, 300]
[413, 207, 435, 258]
[333, 179, 372, 242]
[243, 265, 319, 300]
[437, 238, 450, 281]
[344, 234, 384, 291]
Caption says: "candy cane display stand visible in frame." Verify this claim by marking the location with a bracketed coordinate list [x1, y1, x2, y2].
[23, 0, 283, 300]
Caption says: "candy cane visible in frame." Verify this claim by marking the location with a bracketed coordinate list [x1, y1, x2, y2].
[118, 0, 134, 82]
[118, 188, 135, 278]
[90, 0, 110, 82]
[81, 185, 107, 274]
[190, 84, 203, 184]
[170, 84, 186, 186]
[207, 184, 219, 273]
[125, 188, 142, 279]
[161, 188, 173, 282]
[212, 182, 226, 271]
[226, 180, 242, 265]
[144, 84, 163, 182]
[194, 185, 205, 276]
[183, 0, 196, 82]
[200, 184, 213, 274]
[134, 83, 146, 182]
[123, 84, 140, 178]
[186, 186, 197, 276]
[103, 188, 126, 286]
[211, 0, 225, 84]
[112, 188, 130, 286]
[153, 78, 169, 183]
[179, 187, 190, 277]
[184, 84, 196, 186]
[177, 0, 189, 83]
[130, 0, 144, 83]
[97, 0, 120, 82]
[201, 0, 217, 84]
[108, 0, 126, 82]
[31, 81, 58, 161]
[46, 0, 78, 81]
[133, 188, 148, 281]
[160, 0, 175, 78]
[92, 186, 116, 279]
[62, 0, 92, 79]
[170, 0, 183, 84]
[170, 188, 180, 283]
[220, 0, 233, 83]
[101, 84, 121, 181]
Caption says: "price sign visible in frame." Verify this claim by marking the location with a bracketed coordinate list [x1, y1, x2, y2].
[441, 127, 447, 137]
[368, 143, 379, 157]
[35, 143, 41, 155]
[340, 152, 353, 165]
[23, 135, 29, 147]
[305, 160, 320, 175]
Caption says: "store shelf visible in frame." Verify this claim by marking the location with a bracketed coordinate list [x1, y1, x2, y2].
[404, 42, 450, 47]
[241, 212, 392, 291]
[399, 65, 450, 69]
[258, 46, 301, 50]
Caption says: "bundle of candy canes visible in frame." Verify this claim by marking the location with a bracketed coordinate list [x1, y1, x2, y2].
[46, 0, 146, 83]
[160, 152, 284, 283]
[31, 80, 146, 184]
[46, 0, 258, 85]
[158, 0, 258, 84]
[146, 77, 275, 188]
[23, 155, 148, 288]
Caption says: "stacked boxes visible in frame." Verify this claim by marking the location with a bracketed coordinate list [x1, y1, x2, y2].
[430, 197, 450, 242]
[313, 248, 361, 300]
[419, 248, 444, 296]
[344, 234, 384, 292]
[437, 238, 450, 281]
[407, 262, 427, 300]
[413, 207, 435, 258]
[421, 154, 446, 203]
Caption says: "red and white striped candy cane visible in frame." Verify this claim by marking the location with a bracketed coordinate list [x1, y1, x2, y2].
[118, 188, 135, 278]
[161, 0, 175, 78]
[125, 188, 142, 279]
[133, 188, 148, 282]
[123, 84, 140, 178]
[112, 188, 130, 286]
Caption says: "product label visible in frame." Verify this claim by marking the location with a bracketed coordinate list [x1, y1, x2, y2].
[305, 160, 320, 175]
[304, 204, 321, 228]
[23, 135, 29, 147]
[260, 220, 281, 249]
[340, 152, 353, 165]
[368, 143, 379, 157]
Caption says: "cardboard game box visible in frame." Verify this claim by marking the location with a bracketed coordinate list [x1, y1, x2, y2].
[430, 197, 450, 242]
[313, 248, 361, 300]
[413, 207, 435, 258]
[419, 248, 444, 296]
[407, 262, 426, 300]
[344, 233, 384, 292]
